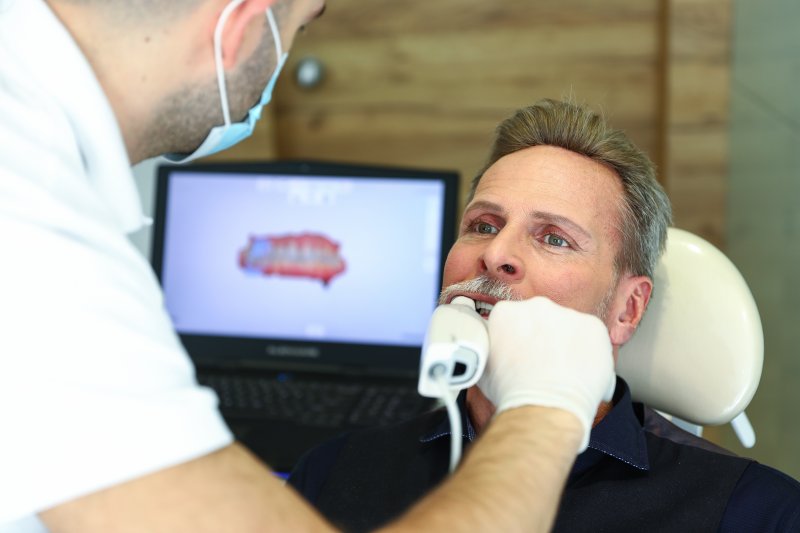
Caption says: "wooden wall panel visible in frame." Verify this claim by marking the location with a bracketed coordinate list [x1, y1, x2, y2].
[214, 0, 661, 215]
[664, 0, 732, 247]
[210, 0, 731, 249]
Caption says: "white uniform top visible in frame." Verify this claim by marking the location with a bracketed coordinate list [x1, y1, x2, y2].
[0, 1, 233, 530]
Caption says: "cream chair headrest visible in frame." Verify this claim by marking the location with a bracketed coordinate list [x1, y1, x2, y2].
[616, 228, 763, 426]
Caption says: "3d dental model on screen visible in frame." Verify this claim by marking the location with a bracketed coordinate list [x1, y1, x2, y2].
[238, 232, 347, 286]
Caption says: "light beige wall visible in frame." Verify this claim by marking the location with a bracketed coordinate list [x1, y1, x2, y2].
[704, 0, 800, 479]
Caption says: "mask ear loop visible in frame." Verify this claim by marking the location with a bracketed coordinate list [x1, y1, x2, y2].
[213, 2, 286, 128]
[213, 0, 246, 127]
[266, 8, 285, 58]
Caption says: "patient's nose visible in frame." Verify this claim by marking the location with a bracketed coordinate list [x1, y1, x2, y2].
[479, 231, 524, 281]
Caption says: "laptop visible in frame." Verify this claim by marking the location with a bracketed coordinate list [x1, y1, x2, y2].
[152, 160, 459, 473]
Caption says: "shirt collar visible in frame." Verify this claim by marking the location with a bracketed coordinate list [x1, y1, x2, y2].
[580, 377, 649, 472]
[420, 378, 649, 473]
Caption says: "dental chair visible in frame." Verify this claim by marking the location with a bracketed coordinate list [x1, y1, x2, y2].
[616, 227, 763, 448]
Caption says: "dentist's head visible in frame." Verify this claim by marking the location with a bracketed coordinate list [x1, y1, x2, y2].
[48, 0, 325, 163]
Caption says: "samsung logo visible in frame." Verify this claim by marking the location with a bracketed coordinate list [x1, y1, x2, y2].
[266, 345, 320, 358]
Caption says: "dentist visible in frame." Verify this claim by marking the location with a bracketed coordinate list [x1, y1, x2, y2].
[0, 1, 615, 532]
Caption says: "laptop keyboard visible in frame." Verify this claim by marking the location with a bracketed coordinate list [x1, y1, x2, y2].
[199, 374, 432, 429]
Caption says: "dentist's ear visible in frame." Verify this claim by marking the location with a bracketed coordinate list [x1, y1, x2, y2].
[217, 0, 280, 69]
[608, 275, 652, 347]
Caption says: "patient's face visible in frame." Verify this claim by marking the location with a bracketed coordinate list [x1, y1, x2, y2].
[442, 145, 625, 322]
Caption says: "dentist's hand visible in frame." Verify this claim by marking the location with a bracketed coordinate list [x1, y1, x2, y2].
[477, 296, 616, 451]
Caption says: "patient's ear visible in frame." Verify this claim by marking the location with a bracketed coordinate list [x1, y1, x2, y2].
[607, 275, 652, 347]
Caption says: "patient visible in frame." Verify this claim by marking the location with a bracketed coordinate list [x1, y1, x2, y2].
[288, 99, 800, 532]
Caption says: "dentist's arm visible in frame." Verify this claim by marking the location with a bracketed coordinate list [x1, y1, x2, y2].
[41, 410, 582, 533]
[42, 297, 612, 533]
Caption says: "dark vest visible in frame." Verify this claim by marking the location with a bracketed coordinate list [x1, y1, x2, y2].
[313, 409, 752, 533]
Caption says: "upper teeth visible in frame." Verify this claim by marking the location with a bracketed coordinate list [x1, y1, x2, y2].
[475, 301, 495, 315]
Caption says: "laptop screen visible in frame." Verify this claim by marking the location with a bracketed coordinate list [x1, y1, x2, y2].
[152, 161, 458, 374]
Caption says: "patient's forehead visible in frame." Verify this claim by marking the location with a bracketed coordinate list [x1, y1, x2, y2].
[474, 145, 625, 251]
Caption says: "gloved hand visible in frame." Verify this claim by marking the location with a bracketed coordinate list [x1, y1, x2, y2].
[478, 296, 616, 451]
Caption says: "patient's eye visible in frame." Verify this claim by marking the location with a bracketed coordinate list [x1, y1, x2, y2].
[475, 221, 498, 235]
[461, 211, 502, 237]
[543, 233, 570, 248]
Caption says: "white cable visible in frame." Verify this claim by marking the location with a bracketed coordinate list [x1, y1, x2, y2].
[432, 365, 462, 473]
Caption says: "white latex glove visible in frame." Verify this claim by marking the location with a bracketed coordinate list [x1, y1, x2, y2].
[478, 296, 616, 451]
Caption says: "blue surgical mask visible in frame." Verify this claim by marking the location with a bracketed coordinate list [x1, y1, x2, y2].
[164, 1, 288, 164]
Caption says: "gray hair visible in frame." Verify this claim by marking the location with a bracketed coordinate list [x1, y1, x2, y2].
[470, 99, 672, 280]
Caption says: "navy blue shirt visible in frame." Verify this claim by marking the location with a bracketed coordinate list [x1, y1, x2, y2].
[290, 381, 800, 531]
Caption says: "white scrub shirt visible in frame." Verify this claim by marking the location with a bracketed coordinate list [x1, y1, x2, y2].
[0, 1, 233, 530]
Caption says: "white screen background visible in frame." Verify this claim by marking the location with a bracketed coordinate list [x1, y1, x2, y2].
[159, 172, 446, 347]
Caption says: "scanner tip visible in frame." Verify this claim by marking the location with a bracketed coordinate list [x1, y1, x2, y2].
[450, 296, 476, 309]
